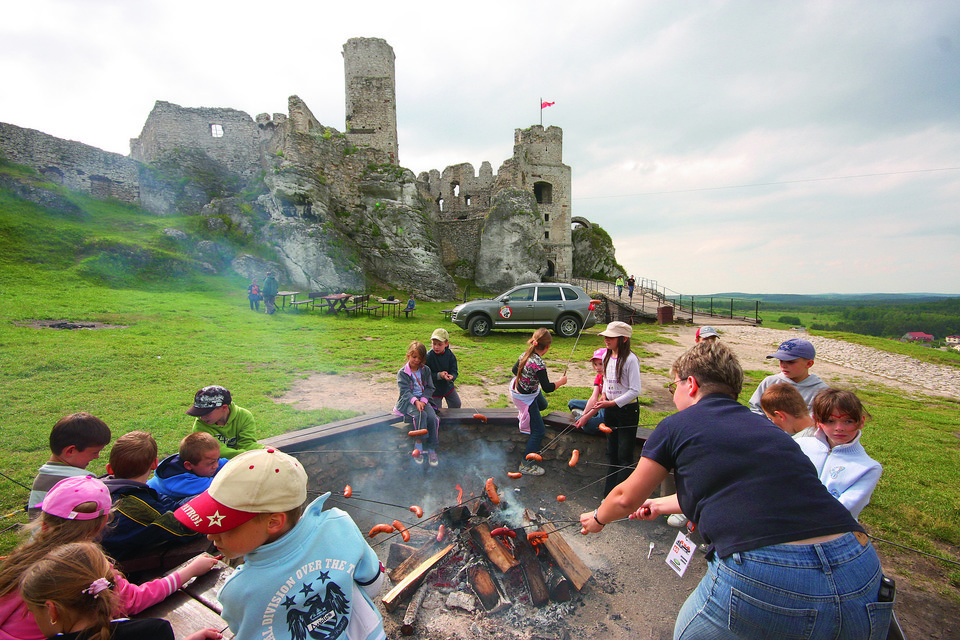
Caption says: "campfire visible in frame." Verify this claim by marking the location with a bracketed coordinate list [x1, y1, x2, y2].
[363, 477, 593, 636]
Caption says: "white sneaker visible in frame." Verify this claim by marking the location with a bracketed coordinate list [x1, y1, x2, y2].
[519, 461, 545, 476]
[571, 409, 583, 420]
[667, 514, 688, 528]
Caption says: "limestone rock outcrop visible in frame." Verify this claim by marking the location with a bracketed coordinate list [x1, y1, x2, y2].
[475, 189, 546, 291]
[572, 225, 624, 280]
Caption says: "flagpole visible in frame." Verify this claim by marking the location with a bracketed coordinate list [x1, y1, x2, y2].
[540, 97, 543, 126]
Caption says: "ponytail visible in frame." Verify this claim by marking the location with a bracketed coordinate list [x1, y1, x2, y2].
[515, 328, 552, 390]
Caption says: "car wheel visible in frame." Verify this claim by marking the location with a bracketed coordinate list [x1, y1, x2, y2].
[468, 315, 492, 337]
[556, 315, 581, 338]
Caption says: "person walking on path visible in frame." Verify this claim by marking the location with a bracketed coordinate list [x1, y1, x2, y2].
[615, 276, 624, 298]
[627, 275, 635, 302]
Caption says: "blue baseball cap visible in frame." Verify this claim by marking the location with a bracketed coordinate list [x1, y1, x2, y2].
[767, 338, 816, 361]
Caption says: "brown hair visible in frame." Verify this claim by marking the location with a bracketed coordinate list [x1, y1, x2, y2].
[406, 341, 427, 363]
[108, 431, 157, 479]
[760, 383, 809, 418]
[602, 336, 634, 384]
[20, 542, 119, 640]
[671, 341, 743, 399]
[0, 506, 108, 597]
[179, 432, 221, 465]
[812, 388, 869, 425]
[515, 328, 552, 390]
[50, 413, 111, 455]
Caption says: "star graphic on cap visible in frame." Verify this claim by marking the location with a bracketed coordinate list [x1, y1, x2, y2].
[317, 570, 330, 583]
[207, 511, 226, 528]
[299, 582, 314, 597]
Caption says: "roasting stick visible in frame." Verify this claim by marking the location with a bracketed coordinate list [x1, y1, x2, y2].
[562, 302, 599, 376]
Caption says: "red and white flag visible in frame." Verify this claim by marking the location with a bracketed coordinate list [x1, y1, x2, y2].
[541, 100, 555, 109]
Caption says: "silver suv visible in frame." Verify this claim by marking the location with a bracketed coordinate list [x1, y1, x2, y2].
[450, 283, 598, 337]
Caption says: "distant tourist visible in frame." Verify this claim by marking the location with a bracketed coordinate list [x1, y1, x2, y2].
[615, 275, 624, 298]
[247, 279, 261, 312]
[748, 338, 829, 416]
[261, 272, 279, 314]
[626, 275, 635, 301]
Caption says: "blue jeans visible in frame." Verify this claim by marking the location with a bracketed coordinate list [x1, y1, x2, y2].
[675, 533, 894, 640]
[603, 402, 639, 496]
[523, 392, 549, 456]
[567, 399, 604, 435]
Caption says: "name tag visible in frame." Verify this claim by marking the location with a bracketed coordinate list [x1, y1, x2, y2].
[666, 531, 695, 577]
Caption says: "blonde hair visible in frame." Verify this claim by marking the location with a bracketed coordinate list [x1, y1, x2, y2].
[180, 431, 221, 465]
[108, 430, 157, 479]
[760, 383, 809, 418]
[0, 506, 108, 596]
[671, 341, 743, 399]
[20, 542, 119, 640]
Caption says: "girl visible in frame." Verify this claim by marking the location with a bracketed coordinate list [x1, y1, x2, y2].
[20, 541, 221, 640]
[511, 328, 567, 476]
[247, 279, 261, 312]
[0, 476, 219, 640]
[395, 341, 440, 466]
[593, 321, 641, 495]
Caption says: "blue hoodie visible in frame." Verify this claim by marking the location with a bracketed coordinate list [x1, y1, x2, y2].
[147, 453, 228, 499]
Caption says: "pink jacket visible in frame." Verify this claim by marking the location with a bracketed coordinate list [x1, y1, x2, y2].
[0, 570, 181, 640]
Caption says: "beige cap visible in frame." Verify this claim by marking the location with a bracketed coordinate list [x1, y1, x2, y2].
[431, 328, 450, 342]
[599, 321, 633, 338]
[174, 448, 307, 533]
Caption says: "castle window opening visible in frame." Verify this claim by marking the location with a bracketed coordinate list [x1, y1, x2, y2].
[544, 231, 550, 240]
[210, 124, 224, 138]
[544, 213, 550, 222]
[534, 181, 552, 204]
[547, 261, 556, 277]
[437, 197, 444, 212]
[465, 195, 471, 206]
[452, 182, 460, 198]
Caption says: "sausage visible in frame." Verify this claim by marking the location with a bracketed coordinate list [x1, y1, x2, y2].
[436, 524, 446, 542]
[343, 485, 352, 498]
[368, 524, 394, 538]
[527, 531, 549, 543]
[490, 527, 516, 539]
[409, 505, 424, 518]
[557, 495, 566, 502]
[473, 413, 488, 423]
[598, 423, 613, 434]
[408, 429, 428, 437]
[411, 449, 421, 459]
[485, 477, 500, 505]
[507, 471, 523, 479]
[392, 520, 410, 543]
[525, 453, 543, 462]
[568, 450, 579, 468]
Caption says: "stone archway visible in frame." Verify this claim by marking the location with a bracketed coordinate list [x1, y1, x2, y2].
[570, 216, 591, 229]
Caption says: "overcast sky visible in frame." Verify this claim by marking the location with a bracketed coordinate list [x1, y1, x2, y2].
[2, 0, 958, 295]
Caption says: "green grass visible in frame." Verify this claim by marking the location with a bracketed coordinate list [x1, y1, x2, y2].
[1, 168, 958, 601]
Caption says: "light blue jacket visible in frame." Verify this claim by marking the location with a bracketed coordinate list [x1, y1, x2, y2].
[796, 429, 882, 519]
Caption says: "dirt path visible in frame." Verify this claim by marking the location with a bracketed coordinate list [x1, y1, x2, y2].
[278, 326, 959, 640]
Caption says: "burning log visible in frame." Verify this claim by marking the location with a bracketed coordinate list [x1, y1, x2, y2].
[545, 566, 571, 602]
[387, 543, 417, 571]
[511, 528, 549, 607]
[390, 539, 445, 583]
[400, 580, 430, 636]
[468, 522, 518, 573]
[382, 544, 454, 613]
[537, 520, 592, 591]
[441, 505, 471, 526]
[467, 564, 504, 612]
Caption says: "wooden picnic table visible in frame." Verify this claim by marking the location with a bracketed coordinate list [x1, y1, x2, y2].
[276, 290, 300, 310]
[380, 299, 401, 317]
[319, 292, 352, 314]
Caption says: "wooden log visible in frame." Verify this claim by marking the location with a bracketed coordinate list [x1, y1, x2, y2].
[400, 581, 430, 636]
[382, 544, 454, 613]
[537, 521, 592, 591]
[512, 529, 549, 607]
[468, 522, 518, 573]
[387, 543, 417, 571]
[546, 566, 571, 602]
[467, 564, 500, 612]
[390, 539, 441, 583]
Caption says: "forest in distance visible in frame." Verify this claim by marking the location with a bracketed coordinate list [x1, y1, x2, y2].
[749, 294, 960, 341]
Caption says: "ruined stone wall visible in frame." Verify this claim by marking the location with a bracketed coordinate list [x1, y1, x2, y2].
[0, 122, 141, 203]
[343, 37, 399, 164]
[129, 101, 264, 180]
[437, 217, 483, 277]
[417, 162, 495, 221]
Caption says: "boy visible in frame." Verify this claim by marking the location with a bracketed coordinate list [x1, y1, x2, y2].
[748, 338, 829, 416]
[186, 385, 262, 459]
[148, 432, 228, 499]
[28, 412, 111, 516]
[568, 348, 607, 435]
[695, 326, 719, 343]
[760, 383, 817, 437]
[797, 388, 882, 519]
[100, 431, 204, 561]
[425, 328, 461, 408]
[175, 448, 386, 640]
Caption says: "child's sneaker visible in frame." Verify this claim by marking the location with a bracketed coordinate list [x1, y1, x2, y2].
[428, 452, 439, 467]
[413, 441, 424, 464]
[519, 461, 544, 476]
[667, 514, 688, 528]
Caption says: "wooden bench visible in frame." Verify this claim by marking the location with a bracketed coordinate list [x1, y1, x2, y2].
[364, 299, 383, 317]
[288, 292, 315, 310]
[341, 294, 369, 315]
[402, 305, 415, 318]
[307, 291, 331, 309]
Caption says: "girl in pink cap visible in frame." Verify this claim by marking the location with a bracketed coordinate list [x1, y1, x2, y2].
[0, 476, 218, 640]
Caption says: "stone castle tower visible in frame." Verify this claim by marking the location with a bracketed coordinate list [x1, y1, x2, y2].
[342, 37, 399, 164]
